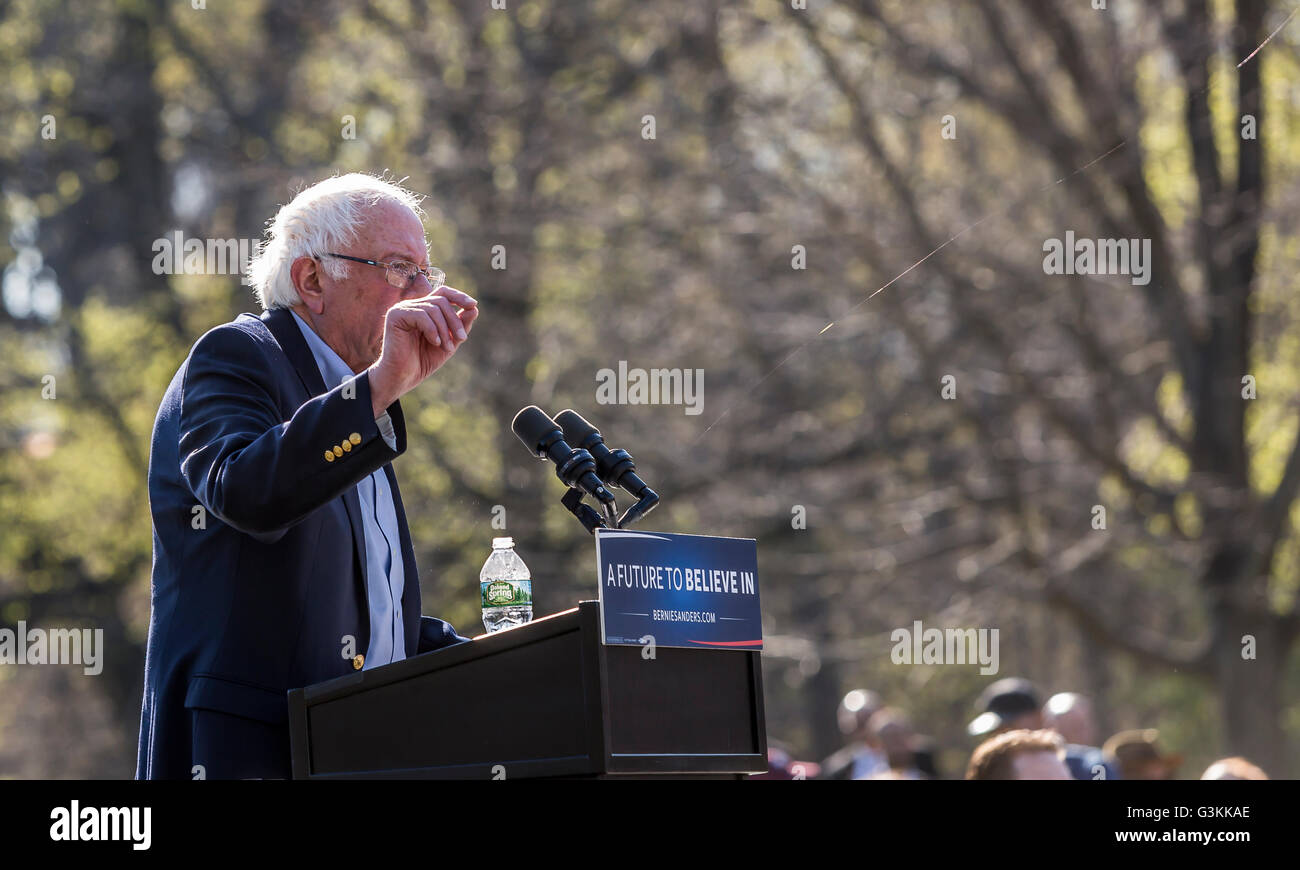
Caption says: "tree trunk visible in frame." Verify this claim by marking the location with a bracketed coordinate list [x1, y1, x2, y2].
[1206, 568, 1290, 775]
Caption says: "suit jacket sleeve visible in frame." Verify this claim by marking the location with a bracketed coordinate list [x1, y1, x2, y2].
[418, 615, 473, 653]
[178, 324, 404, 540]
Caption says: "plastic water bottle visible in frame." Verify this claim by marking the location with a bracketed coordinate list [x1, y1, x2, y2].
[480, 537, 533, 633]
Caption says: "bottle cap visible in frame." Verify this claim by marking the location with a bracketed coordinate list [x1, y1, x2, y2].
[492, 536, 514, 549]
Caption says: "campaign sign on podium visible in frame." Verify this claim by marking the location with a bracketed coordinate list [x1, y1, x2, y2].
[594, 529, 762, 650]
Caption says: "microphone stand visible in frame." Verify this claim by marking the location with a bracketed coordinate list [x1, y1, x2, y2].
[616, 489, 660, 528]
[560, 485, 660, 535]
[562, 487, 612, 535]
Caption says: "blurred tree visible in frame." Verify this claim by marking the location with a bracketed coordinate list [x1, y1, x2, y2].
[1, 0, 1298, 778]
[716, 0, 1298, 773]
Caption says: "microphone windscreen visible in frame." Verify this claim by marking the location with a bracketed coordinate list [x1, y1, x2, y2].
[555, 409, 598, 445]
[512, 405, 560, 453]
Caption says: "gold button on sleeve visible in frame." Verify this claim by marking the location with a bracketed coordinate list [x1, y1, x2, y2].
[349, 433, 362, 445]
[332, 445, 344, 458]
[324, 451, 335, 462]
[352, 654, 364, 670]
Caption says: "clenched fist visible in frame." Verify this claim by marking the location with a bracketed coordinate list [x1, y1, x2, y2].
[366, 286, 478, 417]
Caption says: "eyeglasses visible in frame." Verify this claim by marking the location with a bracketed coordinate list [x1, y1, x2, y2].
[323, 252, 445, 290]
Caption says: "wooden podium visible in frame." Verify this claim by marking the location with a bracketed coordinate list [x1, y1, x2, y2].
[288, 600, 768, 779]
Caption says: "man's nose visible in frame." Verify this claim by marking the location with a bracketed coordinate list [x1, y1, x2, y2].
[403, 276, 430, 299]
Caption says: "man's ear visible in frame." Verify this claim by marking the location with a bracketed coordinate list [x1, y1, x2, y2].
[290, 256, 326, 314]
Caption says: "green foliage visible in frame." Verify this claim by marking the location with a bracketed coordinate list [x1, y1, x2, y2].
[2, 0, 1299, 778]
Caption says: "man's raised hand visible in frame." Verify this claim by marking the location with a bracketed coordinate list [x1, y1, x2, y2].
[367, 287, 478, 417]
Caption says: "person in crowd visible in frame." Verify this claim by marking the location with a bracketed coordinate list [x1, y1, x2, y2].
[967, 677, 1043, 738]
[1043, 691, 1117, 780]
[910, 734, 942, 779]
[965, 729, 1072, 780]
[1102, 729, 1182, 780]
[867, 707, 928, 779]
[818, 689, 887, 779]
[1201, 757, 1268, 780]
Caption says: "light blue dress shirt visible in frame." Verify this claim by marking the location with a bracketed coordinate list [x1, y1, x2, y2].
[291, 311, 406, 670]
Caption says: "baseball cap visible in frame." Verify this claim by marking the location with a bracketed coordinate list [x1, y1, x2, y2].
[967, 677, 1041, 736]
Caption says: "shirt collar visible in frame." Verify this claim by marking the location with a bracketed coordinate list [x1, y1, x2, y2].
[289, 309, 356, 391]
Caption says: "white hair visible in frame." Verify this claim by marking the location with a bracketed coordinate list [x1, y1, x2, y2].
[247, 173, 426, 310]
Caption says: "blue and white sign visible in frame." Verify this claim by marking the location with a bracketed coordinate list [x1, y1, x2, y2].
[595, 529, 762, 650]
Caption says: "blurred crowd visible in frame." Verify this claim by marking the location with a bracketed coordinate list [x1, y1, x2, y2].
[755, 678, 1270, 781]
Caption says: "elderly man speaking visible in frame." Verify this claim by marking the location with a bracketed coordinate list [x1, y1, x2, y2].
[136, 174, 478, 779]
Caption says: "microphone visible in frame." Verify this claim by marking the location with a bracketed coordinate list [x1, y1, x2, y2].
[511, 406, 616, 511]
[555, 409, 659, 526]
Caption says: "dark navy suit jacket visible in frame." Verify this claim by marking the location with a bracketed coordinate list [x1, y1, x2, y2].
[136, 307, 469, 779]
